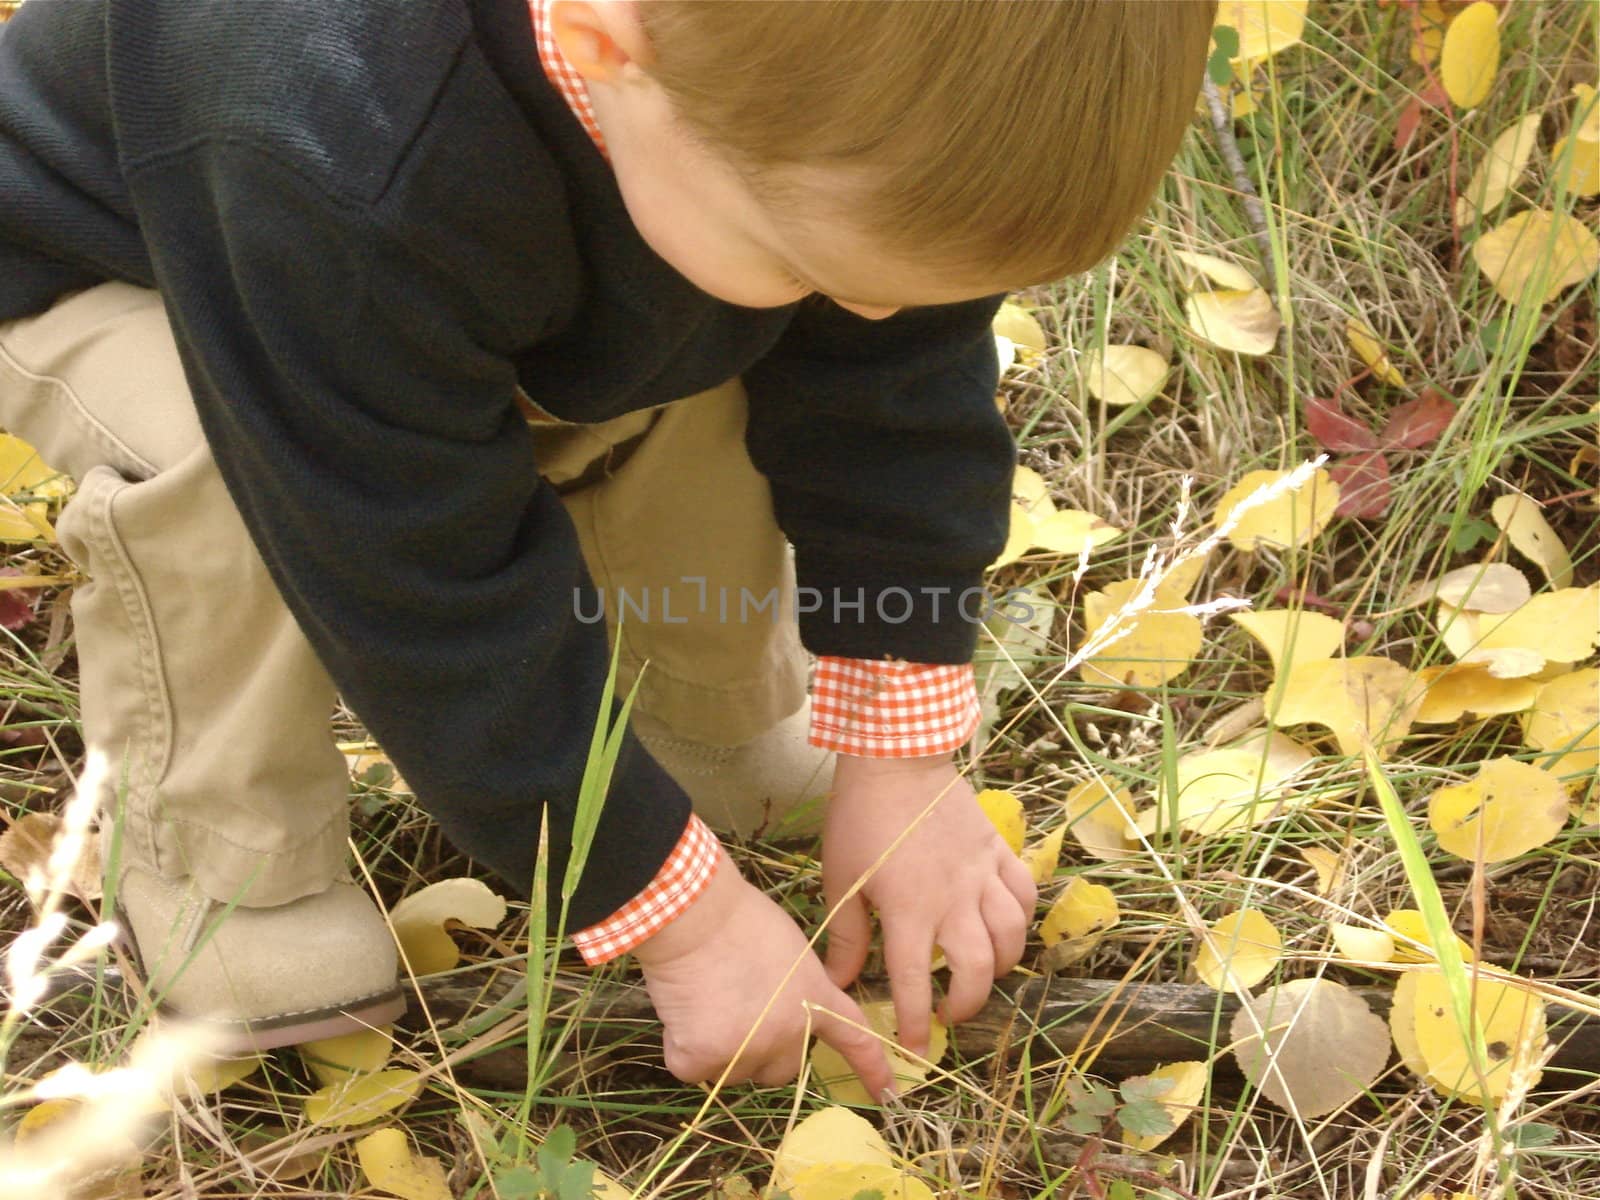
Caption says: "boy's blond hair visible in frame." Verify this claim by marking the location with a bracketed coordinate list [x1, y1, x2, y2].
[640, 1, 1217, 287]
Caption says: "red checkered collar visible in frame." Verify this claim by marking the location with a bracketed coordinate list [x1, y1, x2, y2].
[529, 0, 609, 159]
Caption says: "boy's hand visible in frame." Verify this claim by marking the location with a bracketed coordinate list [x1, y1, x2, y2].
[822, 754, 1036, 1057]
[633, 851, 894, 1096]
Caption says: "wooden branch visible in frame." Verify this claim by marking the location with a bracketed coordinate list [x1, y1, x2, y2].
[408, 966, 1600, 1095]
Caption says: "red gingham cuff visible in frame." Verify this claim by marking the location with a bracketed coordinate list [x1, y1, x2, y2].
[809, 657, 981, 758]
[570, 813, 721, 965]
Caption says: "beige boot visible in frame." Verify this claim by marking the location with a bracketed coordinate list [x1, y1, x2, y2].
[117, 865, 405, 1054]
[632, 700, 834, 838]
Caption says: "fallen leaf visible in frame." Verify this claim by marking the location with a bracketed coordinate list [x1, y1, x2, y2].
[1233, 609, 1345, 676]
[1380, 388, 1457, 448]
[0, 810, 102, 903]
[772, 1106, 891, 1192]
[1304, 394, 1379, 452]
[1163, 548, 1213, 601]
[1271, 655, 1421, 757]
[1299, 846, 1345, 895]
[811, 1002, 947, 1106]
[1472, 210, 1600, 307]
[1185, 288, 1281, 355]
[1215, 0, 1308, 62]
[14, 1097, 144, 1200]
[1195, 908, 1281, 992]
[389, 877, 507, 977]
[785, 1164, 934, 1200]
[304, 1068, 421, 1127]
[1414, 664, 1539, 724]
[355, 1128, 452, 1200]
[1119, 1061, 1208, 1152]
[1428, 757, 1569, 863]
[1078, 579, 1203, 689]
[976, 789, 1026, 855]
[1040, 878, 1120, 956]
[1490, 493, 1574, 588]
[1143, 740, 1313, 837]
[1472, 588, 1600, 666]
[1410, 970, 1547, 1102]
[1331, 922, 1396, 963]
[1083, 344, 1170, 408]
[1344, 319, 1406, 388]
[1456, 114, 1542, 224]
[1330, 450, 1392, 519]
[1213, 468, 1339, 552]
[1174, 250, 1260, 292]
[1230, 979, 1390, 1116]
[1552, 122, 1600, 198]
[1063, 777, 1141, 860]
[1409, 0, 1449, 67]
[1383, 909, 1474, 964]
[1521, 667, 1599, 786]
[1022, 826, 1065, 885]
[1029, 509, 1124, 557]
[1440, 1, 1499, 109]
[1419, 562, 1530, 613]
[993, 302, 1047, 355]
[299, 1027, 394, 1088]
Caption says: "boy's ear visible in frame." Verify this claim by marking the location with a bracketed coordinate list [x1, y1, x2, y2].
[549, 0, 655, 84]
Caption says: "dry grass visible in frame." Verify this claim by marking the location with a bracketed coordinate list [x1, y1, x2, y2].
[2, 2, 1597, 1198]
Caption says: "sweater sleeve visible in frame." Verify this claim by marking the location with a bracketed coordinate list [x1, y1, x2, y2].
[124, 138, 691, 931]
[742, 297, 1017, 665]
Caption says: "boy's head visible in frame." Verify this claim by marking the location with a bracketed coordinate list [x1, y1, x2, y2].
[555, 1, 1216, 316]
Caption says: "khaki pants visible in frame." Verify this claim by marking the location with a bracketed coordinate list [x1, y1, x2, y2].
[0, 283, 806, 906]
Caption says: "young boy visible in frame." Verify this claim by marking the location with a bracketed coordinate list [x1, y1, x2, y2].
[0, 1, 1213, 1095]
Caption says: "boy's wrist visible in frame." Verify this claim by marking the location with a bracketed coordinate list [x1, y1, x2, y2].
[631, 849, 744, 968]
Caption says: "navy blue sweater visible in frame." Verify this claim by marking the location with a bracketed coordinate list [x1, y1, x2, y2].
[0, 0, 1014, 926]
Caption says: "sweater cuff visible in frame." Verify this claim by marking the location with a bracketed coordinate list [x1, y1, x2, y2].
[810, 657, 981, 758]
[570, 813, 721, 964]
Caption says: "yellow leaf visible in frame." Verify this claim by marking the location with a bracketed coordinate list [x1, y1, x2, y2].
[1230, 979, 1390, 1116]
[772, 1106, 891, 1193]
[1572, 82, 1600, 144]
[299, 1026, 394, 1087]
[811, 1001, 946, 1106]
[355, 1128, 453, 1200]
[1040, 878, 1120, 946]
[1215, 0, 1308, 63]
[787, 1164, 935, 1200]
[1345, 318, 1406, 387]
[1473, 588, 1600, 665]
[1455, 114, 1542, 224]
[0, 810, 102, 903]
[1120, 1060, 1208, 1151]
[1011, 465, 1053, 514]
[304, 1068, 420, 1127]
[1163, 549, 1212, 600]
[1028, 509, 1123, 557]
[1472, 210, 1600, 307]
[1439, 1, 1499, 109]
[1331, 922, 1396, 963]
[975, 788, 1026, 855]
[1411, 970, 1547, 1103]
[390, 876, 507, 976]
[990, 503, 1035, 569]
[1173, 249, 1261, 292]
[1143, 738, 1313, 837]
[992, 302, 1047, 354]
[1521, 667, 1599, 786]
[1299, 846, 1344, 895]
[1232, 609, 1345, 676]
[1022, 826, 1065, 885]
[1079, 578, 1203, 690]
[1063, 777, 1140, 861]
[1271, 655, 1421, 757]
[1414, 664, 1539, 724]
[1409, 0, 1448, 67]
[1490, 492, 1574, 588]
[1185, 288, 1281, 355]
[1195, 909, 1281, 992]
[1383, 909, 1474, 965]
[0, 433, 67, 496]
[1413, 562, 1531, 613]
[1213, 468, 1338, 552]
[1389, 972, 1429, 1076]
[1081, 345, 1171, 412]
[1553, 132, 1600, 199]
[1428, 757, 1569, 863]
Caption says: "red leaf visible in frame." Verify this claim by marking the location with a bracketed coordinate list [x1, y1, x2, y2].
[1380, 387, 1456, 449]
[1331, 451, 1393, 518]
[0, 568, 37, 631]
[1305, 396, 1380, 452]
[1393, 82, 1450, 153]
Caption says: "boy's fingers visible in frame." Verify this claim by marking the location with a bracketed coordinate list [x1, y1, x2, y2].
[982, 876, 1030, 974]
[1001, 852, 1038, 913]
[882, 927, 934, 1058]
[811, 991, 896, 1102]
[936, 913, 996, 1027]
[823, 891, 872, 989]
